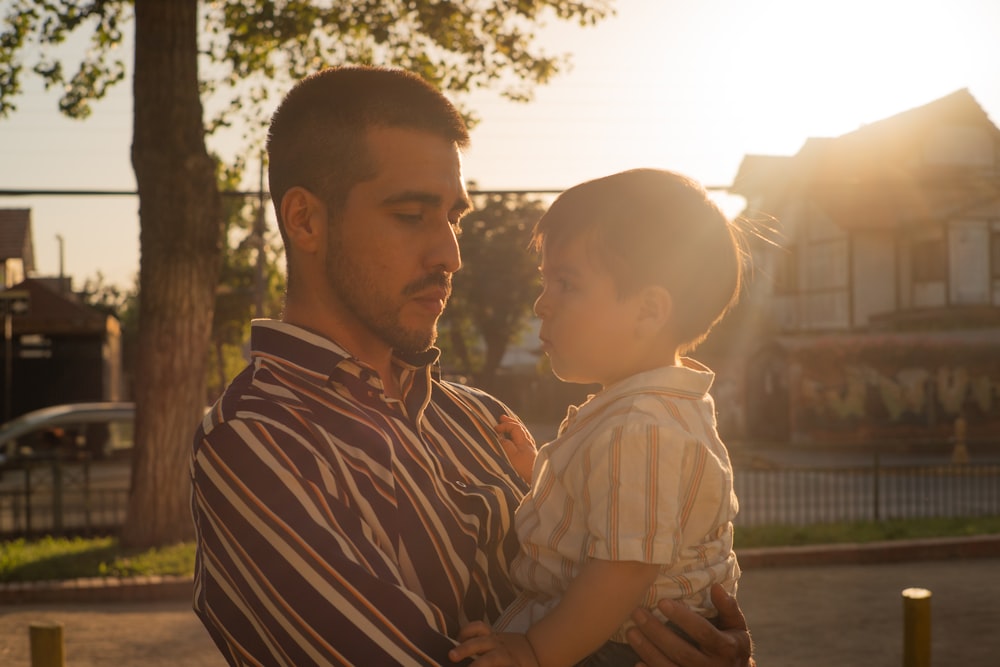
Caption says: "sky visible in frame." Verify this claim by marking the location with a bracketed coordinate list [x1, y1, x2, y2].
[1, 0, 998, 290]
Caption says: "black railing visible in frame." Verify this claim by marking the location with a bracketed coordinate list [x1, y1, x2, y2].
[0, 455, 129, 538]
[1, 457, 998, 538]
[733, 461, 1000, 526]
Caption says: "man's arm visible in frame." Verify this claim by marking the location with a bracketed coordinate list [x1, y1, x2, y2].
[191, 418, 461, 666]
[625, 584, 755, 667]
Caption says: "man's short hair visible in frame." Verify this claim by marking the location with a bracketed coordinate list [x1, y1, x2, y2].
[531, 168, 743, 353]
[266, 65, 469, 232]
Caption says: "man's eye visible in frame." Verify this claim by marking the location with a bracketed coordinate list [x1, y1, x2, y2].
[395, 212, 423, 223]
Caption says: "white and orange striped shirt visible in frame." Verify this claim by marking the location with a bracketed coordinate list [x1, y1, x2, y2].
[190, 320, 527, 666]
[496, 359, 740, 642]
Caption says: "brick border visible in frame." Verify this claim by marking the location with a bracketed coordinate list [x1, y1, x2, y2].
[0, 574, 193, 604]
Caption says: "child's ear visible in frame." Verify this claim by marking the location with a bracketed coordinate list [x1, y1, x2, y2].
[635, 285, 673, 337]
[281, 186, 325, 254]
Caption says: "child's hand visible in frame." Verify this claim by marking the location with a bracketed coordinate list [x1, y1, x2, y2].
[495, 415, 537, 482]
[450, 622, 540, 667]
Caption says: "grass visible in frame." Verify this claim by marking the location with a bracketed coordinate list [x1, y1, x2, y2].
[1, 517, 998, 583]
[0, 536, 195, 583]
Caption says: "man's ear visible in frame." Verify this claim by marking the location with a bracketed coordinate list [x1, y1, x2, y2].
[281, 186, 325, 254]
[635, 285, 673, 338]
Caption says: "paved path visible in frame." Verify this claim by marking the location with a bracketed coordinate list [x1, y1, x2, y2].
[1, 557, 998, 666]
[739, 557, 1000, 667]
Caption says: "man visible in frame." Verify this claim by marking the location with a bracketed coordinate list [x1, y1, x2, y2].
[190, 65, 754, 666]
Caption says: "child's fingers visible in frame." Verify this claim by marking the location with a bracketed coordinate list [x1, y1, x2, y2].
[457, 621, 493, 641]
[448, 634, 499, 662]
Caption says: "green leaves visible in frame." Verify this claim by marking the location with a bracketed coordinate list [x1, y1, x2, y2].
[0, 0, 129, 118]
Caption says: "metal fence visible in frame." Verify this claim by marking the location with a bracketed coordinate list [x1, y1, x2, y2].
[0, 457, 129, 538]
[1, 457, 999, 538]
[734, 460, 1000, 526]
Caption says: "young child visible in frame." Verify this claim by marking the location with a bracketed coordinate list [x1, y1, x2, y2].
[450, 169, 743, 667]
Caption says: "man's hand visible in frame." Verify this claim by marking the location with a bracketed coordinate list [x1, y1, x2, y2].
[624, 584, 755, 667]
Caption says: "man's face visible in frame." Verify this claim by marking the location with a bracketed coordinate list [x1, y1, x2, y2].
[323, 126, 471, 355]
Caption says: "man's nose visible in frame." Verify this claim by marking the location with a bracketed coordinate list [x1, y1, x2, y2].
[427, 219, 462, 274]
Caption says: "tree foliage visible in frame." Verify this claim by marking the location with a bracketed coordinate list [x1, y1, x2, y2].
[208, 160, 285, 401]
[0, 0, 614, 548]
[441, 193, 545, 387]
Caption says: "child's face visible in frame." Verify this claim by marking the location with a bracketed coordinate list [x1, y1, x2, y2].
[533, 235, 646, 388]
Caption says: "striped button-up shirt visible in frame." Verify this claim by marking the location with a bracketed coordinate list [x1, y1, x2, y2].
[496, 360, 740, 642]
[191, 320, 528, 666]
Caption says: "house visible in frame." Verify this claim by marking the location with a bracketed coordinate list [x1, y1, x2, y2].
[0, 208, 35, 287]
[0, 209, 123, 421]
[725, 89, 1000, 445]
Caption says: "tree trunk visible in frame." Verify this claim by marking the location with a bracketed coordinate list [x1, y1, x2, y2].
[121, 0, 222, 548]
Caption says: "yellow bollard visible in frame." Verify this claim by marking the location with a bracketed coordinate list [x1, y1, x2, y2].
[902, 588, 932, 667]
[29, 623, 65, 667]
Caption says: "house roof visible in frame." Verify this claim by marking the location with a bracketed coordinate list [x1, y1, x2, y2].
[729, 89, 1000, 229]
[0, 209, 35, 272]
[6, 278, 116, 337]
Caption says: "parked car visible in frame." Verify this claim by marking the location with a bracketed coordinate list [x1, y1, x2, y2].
[0, 402, 135, 466]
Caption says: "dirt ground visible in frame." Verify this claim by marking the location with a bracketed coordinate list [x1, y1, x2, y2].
[1, 557, 998, 666]
[0, 600, 225, 667]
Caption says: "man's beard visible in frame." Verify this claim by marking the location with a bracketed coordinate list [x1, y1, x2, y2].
[324, 241, 450, 355]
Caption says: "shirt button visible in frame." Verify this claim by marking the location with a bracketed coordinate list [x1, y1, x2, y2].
[455, 480, 468, 489]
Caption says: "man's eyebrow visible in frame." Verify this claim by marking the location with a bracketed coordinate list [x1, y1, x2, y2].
[381, 191, 473, 217]
[382, 191, 442, 207]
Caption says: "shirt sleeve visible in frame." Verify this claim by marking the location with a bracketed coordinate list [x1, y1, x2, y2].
[578, 422, 719, 565]
[191, 417, 469, 667]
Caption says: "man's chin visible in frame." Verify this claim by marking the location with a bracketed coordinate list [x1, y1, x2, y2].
[387, 326, 437, 356]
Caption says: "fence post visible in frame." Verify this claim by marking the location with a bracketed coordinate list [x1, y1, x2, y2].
[950, 416, 969, 464]
[29, 622, 65, 667]
[51, 458, 63, 533]
[872, 451, 881, 521]
[902, 587, 931, 667]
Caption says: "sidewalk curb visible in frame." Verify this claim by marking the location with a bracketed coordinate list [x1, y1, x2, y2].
[2, 535, 999, 604]
[0, 574, 194, 604]
[737, 534, 1000, 569]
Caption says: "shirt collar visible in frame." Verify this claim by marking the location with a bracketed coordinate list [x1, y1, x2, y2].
[561, 358, 715, 430]
[249, 319, 441, 390]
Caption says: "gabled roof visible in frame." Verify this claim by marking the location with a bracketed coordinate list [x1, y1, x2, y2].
[0, 209, 35, 272]
[6, 278, 115, 337]
[729, 89, 1000, 228]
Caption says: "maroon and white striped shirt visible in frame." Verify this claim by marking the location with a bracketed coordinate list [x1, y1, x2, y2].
[191, 320, 527, 666]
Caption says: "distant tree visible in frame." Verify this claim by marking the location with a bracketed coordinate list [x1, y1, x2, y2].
[0, 0, 614, 548]
[208, 161, 285, 401]
[442, 193, 545, 387]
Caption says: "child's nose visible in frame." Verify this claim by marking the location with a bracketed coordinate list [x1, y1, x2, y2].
[533, 290, 548, 318]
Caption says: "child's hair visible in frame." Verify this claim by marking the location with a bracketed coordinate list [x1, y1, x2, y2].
[531, 168, 743, 353]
